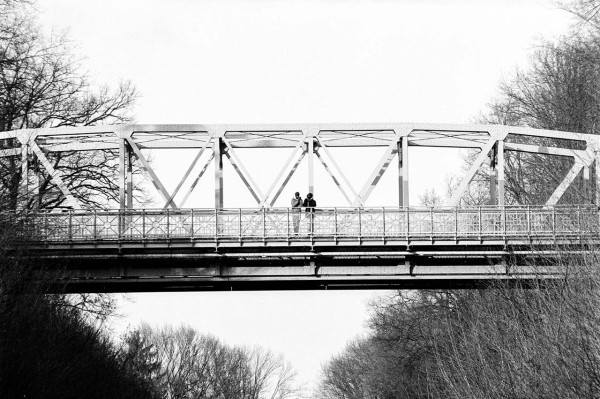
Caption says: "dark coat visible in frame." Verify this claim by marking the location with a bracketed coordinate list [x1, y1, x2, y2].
[303, 198, 316, 213]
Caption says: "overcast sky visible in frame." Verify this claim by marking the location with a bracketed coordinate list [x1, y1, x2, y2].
[37, 0, 572, 393]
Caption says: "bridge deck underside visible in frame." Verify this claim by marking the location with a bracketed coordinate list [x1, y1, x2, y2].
[33, 237, 586, 293]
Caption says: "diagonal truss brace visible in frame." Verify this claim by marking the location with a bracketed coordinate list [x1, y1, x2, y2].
[353, 139, 399, 207]
[27, 139, 82, 210]
[222, 137, 265, 205]
[179, 152, 215, 208]
[162, 136, 213, 210]
[125, 134, 179, 210]
[546, 162, 585, 206]
[259, 140, 305, 207]
[448, 139, 496, 207]
[269, 149, 306, 207]
[316, 150, 354, 205]
[316, 137, 361, 206]
[545, 148, 595, 206]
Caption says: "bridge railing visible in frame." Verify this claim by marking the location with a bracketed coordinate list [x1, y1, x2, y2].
[10, 205, 599, 242]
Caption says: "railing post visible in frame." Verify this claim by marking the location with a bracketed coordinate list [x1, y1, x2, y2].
[214, 209, 218, 241]
[239, 208, 242, 240]
[286, 208, 290, 239]
[552, 206, 556, 239]
[430, 206, 434, 241]
[166, 208, 170, 238]
[577, 205, 582, 237]
[118, 209, 122, 239]
[190, 208, 195, 239]
[382, 207, 386, 238]
[454, 207, 458, 241]
[334, 208, 338, 237]
[405, 207, 410, 240]
[502, 206, 507, 239]
[92, 209, 97, 239]
[262, 207, 266, 239]
[44, 210, 49, 241]
[478, 206, 482, 240]
[68, 209, 73, 240]
[527, 205, 531, 237]
[358, 208, 362, 238]
[142, 209, 146, 238]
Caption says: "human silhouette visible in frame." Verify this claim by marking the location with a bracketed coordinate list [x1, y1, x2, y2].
[291, 192, 302, 234]
[303, 193, 317, 233]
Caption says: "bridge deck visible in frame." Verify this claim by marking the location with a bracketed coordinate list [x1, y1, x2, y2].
[16, 206, 600, 292]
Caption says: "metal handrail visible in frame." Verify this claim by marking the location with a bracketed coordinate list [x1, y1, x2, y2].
[7, 205, 599, 242]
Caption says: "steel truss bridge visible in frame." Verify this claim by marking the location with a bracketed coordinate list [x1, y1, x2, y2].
[2, 123, 600, 292]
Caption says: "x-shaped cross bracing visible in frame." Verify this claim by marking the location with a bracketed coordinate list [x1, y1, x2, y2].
[2, 123, 599, 210]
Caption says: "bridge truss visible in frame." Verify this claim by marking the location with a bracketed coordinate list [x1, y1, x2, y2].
[2, 123, 600, 292]
[1, 122, 599, 210]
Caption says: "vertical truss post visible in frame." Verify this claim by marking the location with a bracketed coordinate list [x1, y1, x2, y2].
[308, 135, 314, 195]
[127, 143, 133, 209]
[583, 165, 591, 204]
[214, 137, 224, 209]
[119, 139, 125, 209]
[401, 135, 409, 207]
[490, 143, 497, 205]
[398, 140, 403, 207]
[490, 172, 497, 204]
[119, 140, 134, 210]
[498, 140, 505, 207]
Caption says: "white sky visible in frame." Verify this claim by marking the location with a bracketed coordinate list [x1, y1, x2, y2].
[37, 0, 572, 394]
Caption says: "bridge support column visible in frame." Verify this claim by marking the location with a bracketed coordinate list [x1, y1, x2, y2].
[214, 137, 224, 209]
[399, 136, 409, 206]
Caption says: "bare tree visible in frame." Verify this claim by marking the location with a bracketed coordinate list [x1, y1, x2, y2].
[0, 0, 142, 210]
[418, 188, 443, 207]
[127, 324, 304, 399]
[474, 36, 600, 205]
[561, 0, 600, 31]
[429, 251, 600, 399]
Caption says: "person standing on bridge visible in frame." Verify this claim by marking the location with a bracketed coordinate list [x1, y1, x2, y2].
[291, 192, 302, 234]
[303, 193, 317, 234]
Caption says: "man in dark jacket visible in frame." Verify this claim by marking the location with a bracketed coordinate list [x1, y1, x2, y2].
[303, 193, 316, 233]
